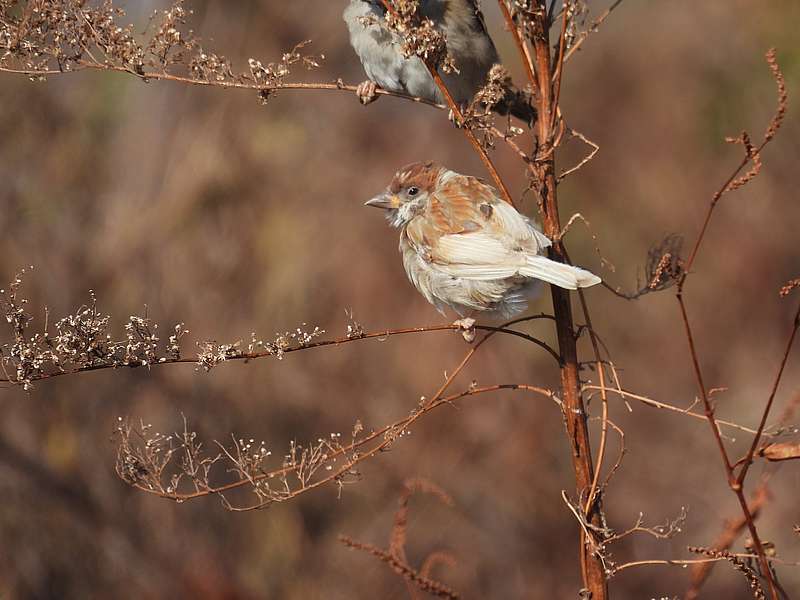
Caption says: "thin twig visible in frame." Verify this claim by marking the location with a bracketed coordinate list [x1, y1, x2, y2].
[133, 382, 557, 506]
[673, 49, 789, 600]
[339, 535, 460, 600]
[496, 1, 537, 88]
[685, 482, 771, 599]
[736, 302, 800, 484]
[614, 553, 800, 575]
[0, 318, 557, 385]
[562, 0, 625, 64]
[377, 0, 515, 207]
[581, 385, 758, 435]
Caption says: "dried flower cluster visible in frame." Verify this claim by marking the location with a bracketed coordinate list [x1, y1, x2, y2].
[0, 0, 323, 101]
[381, 0, 456, 74]
[461, 64, 526, 146]
[115, 415, 365, 510]
[779, 278, 800, 298]
[609, 235, 684, 300]
[196, 325, 325, 371]
[688, 546, 766, 600]
[1, 2, 796, 598]
[0, 270, 187, 389]
[247, 40, 321, 104]
[344, 308, 365, 339]
[340, 478, 459, 599]
[0, 271, 338, 385]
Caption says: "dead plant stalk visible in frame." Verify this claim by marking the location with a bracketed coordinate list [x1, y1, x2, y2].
[525, 3, 608, 598]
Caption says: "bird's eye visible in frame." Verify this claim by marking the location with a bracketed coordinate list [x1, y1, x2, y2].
[407, 186, 420, 197]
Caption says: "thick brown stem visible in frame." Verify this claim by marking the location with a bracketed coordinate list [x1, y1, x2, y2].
[528, 5, 608, 598]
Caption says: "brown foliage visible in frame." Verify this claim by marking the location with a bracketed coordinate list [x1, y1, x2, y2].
[0, 1, 798, 599]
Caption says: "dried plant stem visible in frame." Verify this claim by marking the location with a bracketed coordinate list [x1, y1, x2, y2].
[339, 536, 459, 600]
[0, 319, 558, 385]
[428, 66, 515, 208]
[496, 1, 536, 88]
[137, 382, 556, 506]
[562, 0, 625, 64]
[581, 385, 758, 435]
[736, 302, 800, 484]
[685, 483, 770, 599]
[549, 1, 569, 129]
[680, 50, 785, 279]
[4, 58, 543, 192]
[120, 316, 557, 510]
[527, 4, 607, 597]
[687, 392, 800, 597]
[614, 553, 800, 575]
[0, 60, 445, 107]
[676, 278, 779, 600]
[377, 0, 515, 208]
[577, 290, 609, 517]
[674, 49, 788, 600]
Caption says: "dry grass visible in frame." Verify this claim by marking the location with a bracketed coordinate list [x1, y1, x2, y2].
[0, 1, 798, 598]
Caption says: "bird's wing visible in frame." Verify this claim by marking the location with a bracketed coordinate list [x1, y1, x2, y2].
[418, 171, 551, 250]
[489, 200, 552, 252]
[343, 1, 406, 91]
[430, 231, 601, 289]
[430, 232, 524, 280]
[403, 170, 556, 281]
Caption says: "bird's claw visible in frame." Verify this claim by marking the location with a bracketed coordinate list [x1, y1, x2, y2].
[446, 106, 468, 128]
[356, 80, 379, 105]
[447, 108, 459, 127]
[453, 317, 477, 343]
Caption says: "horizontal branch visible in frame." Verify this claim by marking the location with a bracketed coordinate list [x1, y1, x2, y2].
[582, 384, 759, 435]
[0, 317, 558, 386]
[613, 553, 800, 575]
[125, 382, 558, 509]
[114, 318, 560, 510]
[0, 59, 445, 106]
[0, 61, 537, 189]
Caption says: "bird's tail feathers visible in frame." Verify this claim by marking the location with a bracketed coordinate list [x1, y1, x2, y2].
[520, 255, 601, 290]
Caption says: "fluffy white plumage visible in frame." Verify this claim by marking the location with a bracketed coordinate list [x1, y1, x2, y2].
[366, 162, 601, 318]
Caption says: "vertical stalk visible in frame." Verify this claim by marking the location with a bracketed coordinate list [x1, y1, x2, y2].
[528, 4, 609, 597]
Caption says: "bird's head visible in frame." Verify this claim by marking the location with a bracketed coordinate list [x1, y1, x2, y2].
[365, 161, 441, 228]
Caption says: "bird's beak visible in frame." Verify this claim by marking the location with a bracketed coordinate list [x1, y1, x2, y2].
[364, 192, 399, 210]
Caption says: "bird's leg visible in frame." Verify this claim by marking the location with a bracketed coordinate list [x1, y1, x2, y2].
[452, 317, 477, 343]
[356, 80, 379, 105]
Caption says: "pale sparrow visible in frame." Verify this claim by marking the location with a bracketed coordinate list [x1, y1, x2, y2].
[365, 162, 601, 319]
[343, 0, 536, 123]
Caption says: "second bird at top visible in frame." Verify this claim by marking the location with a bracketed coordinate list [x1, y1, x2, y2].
[343, 0, 535, 123]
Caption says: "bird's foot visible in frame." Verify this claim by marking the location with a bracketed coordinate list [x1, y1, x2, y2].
[446, 108, 461, 128]
[356, 80, 379, 105]
[453, 317, 476, 343]
[446, 104, 469, 128]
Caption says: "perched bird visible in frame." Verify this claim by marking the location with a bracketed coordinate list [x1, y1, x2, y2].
[343, 0, 535, 123]
[365, 162, 601, 320]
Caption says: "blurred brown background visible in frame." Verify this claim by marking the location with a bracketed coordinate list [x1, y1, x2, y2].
[1, 1, 799, 598]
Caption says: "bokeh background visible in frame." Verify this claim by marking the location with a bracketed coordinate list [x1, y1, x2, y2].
[1, 1, 799, 598]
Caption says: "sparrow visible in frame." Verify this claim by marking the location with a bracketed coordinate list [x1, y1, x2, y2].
[343, 0, 535, 123]
[365, 162, 601, 320]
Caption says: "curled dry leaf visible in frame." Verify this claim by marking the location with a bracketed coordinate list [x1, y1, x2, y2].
[757, 442, 800, 462]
